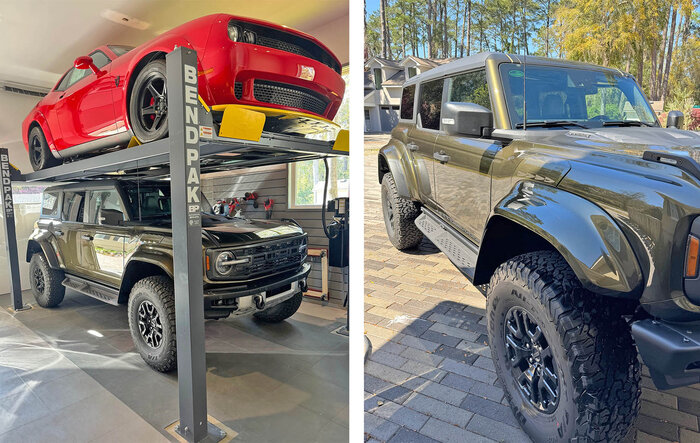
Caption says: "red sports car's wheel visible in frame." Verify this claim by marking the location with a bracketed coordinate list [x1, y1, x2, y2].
[129, 59, 168, 143]
[28, 126, 59, 171]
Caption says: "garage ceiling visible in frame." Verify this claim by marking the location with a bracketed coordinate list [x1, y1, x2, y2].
[0, 0, 348, 89]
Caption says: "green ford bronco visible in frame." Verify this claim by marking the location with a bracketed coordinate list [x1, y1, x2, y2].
[378, 52, 700, 442]
[27, 179, 309, 372]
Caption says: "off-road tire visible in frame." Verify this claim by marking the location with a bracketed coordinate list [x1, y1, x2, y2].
[127, 276, 177, 372]
[29, 253, 65, 308]
[253, 292, 303, 323]
[129, 59, 168, 143]
[28, 126, 59, 171]
[381, 173, 423, 250]
[487, 251, 640, 442]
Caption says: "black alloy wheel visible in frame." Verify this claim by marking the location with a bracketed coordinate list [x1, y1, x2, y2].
[137, 300, 164, 349]
[137, 74, 167, 135]
[504, 306, 559, 414]
[32, 265, 45, 294]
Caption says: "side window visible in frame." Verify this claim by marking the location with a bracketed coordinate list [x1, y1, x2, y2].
[449, 70, 492, 110]
[61, 191, 85, 222]
[418, 79, 444, 130]
[89, 50, 111, 70]
[400, 84, 416, 120]
[373, 68, 382, 90]
[87, 190, 125, 226]
[41, 192, 60, 218]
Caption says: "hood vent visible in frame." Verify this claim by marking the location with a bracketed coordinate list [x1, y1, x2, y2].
[643, 151, 700, 180]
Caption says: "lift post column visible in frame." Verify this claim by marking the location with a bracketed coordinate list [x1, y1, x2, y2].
[167, 47, 223, 443]
[0, 148, 24, 311]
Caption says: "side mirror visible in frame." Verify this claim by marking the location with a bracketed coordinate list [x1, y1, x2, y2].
[74, 56, 100, 75]
[667, 110, 684, 129]
[441, 102, 494, 137]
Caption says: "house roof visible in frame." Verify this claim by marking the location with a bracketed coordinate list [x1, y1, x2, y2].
[365, 56, 402, 69]
[383, 70, 405, 86]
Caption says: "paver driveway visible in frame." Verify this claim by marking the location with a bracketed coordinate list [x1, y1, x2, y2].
[363, 134, 700, 443]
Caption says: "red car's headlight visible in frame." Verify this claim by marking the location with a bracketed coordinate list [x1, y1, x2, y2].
[228, 22, 241, 42]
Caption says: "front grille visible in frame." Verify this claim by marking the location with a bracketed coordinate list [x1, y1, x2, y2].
[217, 236, 307, 280]
[253, 80, 329, 115]
[229, 19, 341, 74]
[234, 82, 242, 99]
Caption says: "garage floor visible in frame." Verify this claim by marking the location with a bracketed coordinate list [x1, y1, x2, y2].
[0, 288, 348, 443]
[363, 135, 700, 443]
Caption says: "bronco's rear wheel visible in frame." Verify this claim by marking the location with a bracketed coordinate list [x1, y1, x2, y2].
[128, 275, 177, 372]
[487, 251, 640, 442]
[28, 126, 59, 171]
[129, 59, 168, 143]
[381, 173, 423, 250]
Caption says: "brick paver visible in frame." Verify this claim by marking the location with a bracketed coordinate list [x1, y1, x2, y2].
[363, 134, 700, 443]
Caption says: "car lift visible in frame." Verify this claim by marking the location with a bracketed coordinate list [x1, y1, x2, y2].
[0, 47, 348, 443]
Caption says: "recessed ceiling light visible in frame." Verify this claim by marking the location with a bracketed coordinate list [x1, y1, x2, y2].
[101, 9, 150, 30]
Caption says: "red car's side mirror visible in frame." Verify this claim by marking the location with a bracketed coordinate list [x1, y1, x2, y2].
[74, 56, 101, 75]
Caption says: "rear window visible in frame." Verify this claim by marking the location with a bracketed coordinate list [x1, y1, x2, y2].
[449, 70, 491, 110]
[61, 191, 85, 222]
[400, 85, 416, 119]
[41, 191, 59, 218]
[109, 45, 134, 57]
[418, 79, 444, 130]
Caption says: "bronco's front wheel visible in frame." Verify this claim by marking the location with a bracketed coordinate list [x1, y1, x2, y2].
[253, 292, 303, 323]
[487, 251, 640, 442]
[127, 275, 177, 372]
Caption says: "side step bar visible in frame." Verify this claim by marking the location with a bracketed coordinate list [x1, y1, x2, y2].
[62, 275, 120, 306]
[414, 208, 479, 279]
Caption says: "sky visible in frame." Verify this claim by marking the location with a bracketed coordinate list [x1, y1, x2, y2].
[365, 0, 379, 16]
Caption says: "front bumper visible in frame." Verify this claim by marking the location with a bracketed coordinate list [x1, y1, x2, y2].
[203, 263, 310, 319]
[201, 41, 344, 120]
[631, 319, 700, 389]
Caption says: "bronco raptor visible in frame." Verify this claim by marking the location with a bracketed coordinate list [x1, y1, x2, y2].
[379, 52, 700, 442]
[28, 179, 309, 372]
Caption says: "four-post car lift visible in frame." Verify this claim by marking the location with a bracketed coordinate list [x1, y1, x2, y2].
[0, 47, 348, 443]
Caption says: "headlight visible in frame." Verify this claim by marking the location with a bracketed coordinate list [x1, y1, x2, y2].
[215, 251, 234, 274]
[243, 30, 256, 44]
[228, 23, 241, 42]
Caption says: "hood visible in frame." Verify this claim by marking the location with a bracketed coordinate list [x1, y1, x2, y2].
[523, 126, 700, 161]
[200, 213, 304, 247]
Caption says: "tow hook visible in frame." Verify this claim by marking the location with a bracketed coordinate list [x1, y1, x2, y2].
[253, 294, 266, 310]
[300, 278, 308, 293]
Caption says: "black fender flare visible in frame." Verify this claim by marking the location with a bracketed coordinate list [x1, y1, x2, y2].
[480, 181, 643, 296]
[118, 254, 174, 303]
[378, 142, 417, 200]
[26, 238, 61, 269]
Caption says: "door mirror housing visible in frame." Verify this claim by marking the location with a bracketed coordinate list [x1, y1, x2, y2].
[441, 102, 494, 137]
[74, 56, 101, 75]
[666, 110, 684, 129]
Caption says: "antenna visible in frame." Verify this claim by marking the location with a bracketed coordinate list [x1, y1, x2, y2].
[522, 54, 527, 131]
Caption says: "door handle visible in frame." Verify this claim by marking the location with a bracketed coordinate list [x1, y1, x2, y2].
[407, 143, 419, 152]
[81, 234, 93, 241]
[433, 152, 451, 163]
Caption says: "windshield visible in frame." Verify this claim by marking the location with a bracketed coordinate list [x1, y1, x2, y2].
[122, 182, 213, 220]
[499, 63, 658, 129]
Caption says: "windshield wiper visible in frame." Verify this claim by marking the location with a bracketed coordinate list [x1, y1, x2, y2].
[601, 120, 655, 127]
[516, 120, 589, 129]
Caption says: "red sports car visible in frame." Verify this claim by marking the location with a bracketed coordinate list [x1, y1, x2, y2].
[22, 14, 345, 171]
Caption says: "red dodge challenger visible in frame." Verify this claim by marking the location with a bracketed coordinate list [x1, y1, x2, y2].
[22, 14, 345, 171]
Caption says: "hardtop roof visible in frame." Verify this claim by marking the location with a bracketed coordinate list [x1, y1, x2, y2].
[402, 52, 626, 87]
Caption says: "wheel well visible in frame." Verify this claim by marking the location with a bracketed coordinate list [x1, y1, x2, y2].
[473, 215, 555, 286]
[378, 155, 390, 184]
[119, 261, 169, 304]
[126, 51, 168, 118]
